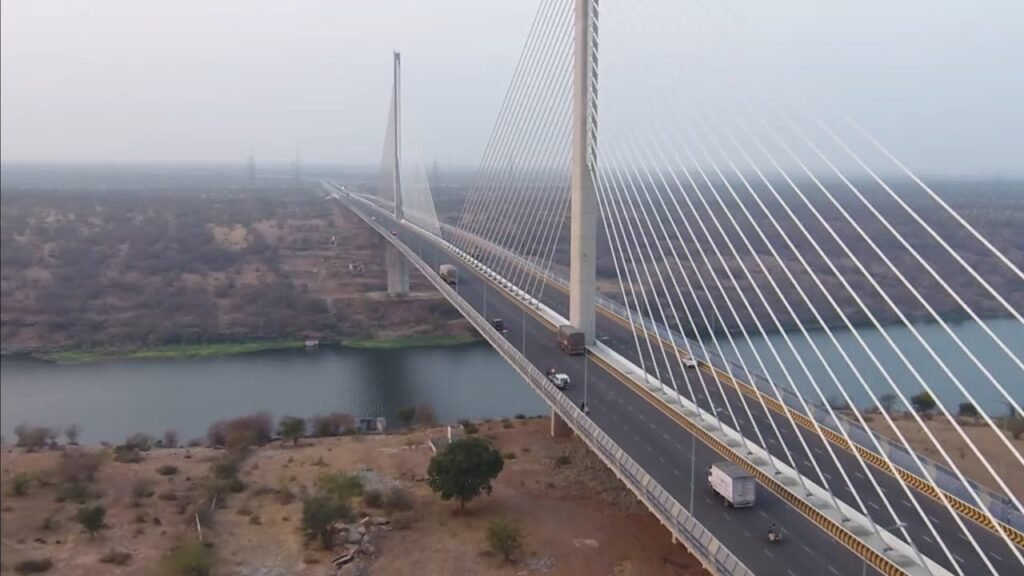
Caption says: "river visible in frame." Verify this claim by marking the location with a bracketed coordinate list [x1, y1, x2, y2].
[2, 319, 1021, 444]
[0, 343, 547, 444]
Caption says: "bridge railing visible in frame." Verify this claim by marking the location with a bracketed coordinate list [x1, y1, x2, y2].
[436, 221, 1023, 528]
[344, 195, 755, 576]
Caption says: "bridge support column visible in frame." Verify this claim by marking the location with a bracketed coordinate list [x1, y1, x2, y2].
[386, 243, 409, 296]
[550, 408, 573, 438]
[569, 0, 597, 345]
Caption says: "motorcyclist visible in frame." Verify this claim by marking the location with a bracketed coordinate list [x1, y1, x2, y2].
[768, 523, 781, 541]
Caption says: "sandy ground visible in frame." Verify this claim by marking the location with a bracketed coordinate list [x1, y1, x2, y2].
[0, 420, 708, 576]
[861, 413, 1024, 501]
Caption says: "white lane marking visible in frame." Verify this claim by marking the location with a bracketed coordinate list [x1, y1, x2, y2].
[953, 554, 966, 564]
[921, 534, 933, 543]
[868, 502, 881, 511]
[758, 510, 768, 518]
[828, 566, 839, 575]
[814, 447, 824, 454]
[646, 445, 653, 452]
[802, 544, 813, 554]
[763, 548, 773, 558]
[854, 471, 865, 479]
[658, 456, 666, 464]
[788, 570, 797, 576]
[672, 469, 681, 477]
[743, 530, 751, 537]
[662, 433, 670, 440]
[989, 551, 1003, 561]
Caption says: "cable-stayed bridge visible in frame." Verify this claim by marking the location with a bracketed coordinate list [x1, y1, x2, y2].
[323, 2, 1023, 575]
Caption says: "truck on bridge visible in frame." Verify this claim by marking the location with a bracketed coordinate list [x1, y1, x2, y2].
[558, 325, 586, 355]
[708, 461, 756, 508]
[438, 264, 458, 285]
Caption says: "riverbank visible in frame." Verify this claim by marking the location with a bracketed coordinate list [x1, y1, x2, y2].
[7, 333, 482, 364]
[0, 420, 706, 576]
[342, 334, 480, 349]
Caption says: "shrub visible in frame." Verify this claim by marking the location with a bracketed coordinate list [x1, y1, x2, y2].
[157, 465, 179, 476]
[316, 472, 363, 502]
[486, 517, 523, 562]
[77, 505, 107, 538]
[57, 451, 104, 484]
[504, 452, 517, 460]
[911, 391, 937, 413]
[158, 491, 179, 501]
[310, 412, 354, 437]
[383, 487, 414, 512]
[113, 448, 144, 464]
[207, 412, 273, 448]
[396, 406, 416, 427]
[14, 424, 56, 451]
[64, 424, 81, 445]
[301, 494, 352, 549]
[501, 420, 514, 429]
[160, 540, 214, 576]
[553, 455, 572, 468]
[163, 429, 180, 449]
[39, 515, 59, 531]
[10, 472, 34, 496]
[277, 416, 306, 445]
[463, 423, 479, 435]
[123, 433, 155, 451]
[14, 558, 53, 574]
[99, 550, 132, 566]
[1008, 416, 1024, 440]
[957, 402, 979, 418]
[363, 489, 384, 508]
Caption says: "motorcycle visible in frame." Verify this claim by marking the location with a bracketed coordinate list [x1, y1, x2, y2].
[767, 528, 783, 543]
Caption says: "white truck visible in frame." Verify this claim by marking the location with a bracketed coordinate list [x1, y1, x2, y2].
[438, 264, 458, 285]
[707, 461, 756, 507]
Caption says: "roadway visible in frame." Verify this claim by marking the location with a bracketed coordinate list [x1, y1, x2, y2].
[342, 195, 882, 576]
[339, 189, 1022, 576]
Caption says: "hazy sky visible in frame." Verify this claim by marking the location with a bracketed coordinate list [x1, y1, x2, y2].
[2, 0, 1021, 176]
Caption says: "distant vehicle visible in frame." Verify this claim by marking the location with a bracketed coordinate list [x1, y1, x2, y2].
[390, 229, 397, 236]
[547, 372, 570, 390]
[491, 318, 505, 331]
[708, 461, 756, 507]
[683, 356, 697, 369]
[438, 264, 458, 285]
[558, 324, 585, 355]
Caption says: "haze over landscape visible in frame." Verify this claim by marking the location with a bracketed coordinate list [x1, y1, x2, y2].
[1, 2, 1022, 576]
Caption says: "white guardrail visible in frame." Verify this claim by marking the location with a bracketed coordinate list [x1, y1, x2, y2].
[329, 186, 756, 576]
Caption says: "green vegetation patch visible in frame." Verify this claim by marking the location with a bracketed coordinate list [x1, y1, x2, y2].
[343, 334, 479, 349]
[38, 340, 306, 363]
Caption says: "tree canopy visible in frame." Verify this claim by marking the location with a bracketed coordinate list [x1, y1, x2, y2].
[427, 437, 504, 510]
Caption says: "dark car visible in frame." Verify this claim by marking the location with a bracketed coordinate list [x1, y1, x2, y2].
[491, 318, 505, 331]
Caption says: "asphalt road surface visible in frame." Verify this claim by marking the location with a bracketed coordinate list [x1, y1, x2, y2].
[337, 191, 1019, 576]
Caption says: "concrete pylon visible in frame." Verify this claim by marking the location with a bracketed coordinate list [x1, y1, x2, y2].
[569, 0, 597, 345]
[385, 50, 408, 297]
[386, 242, 409, 296]
[392, 51, 403, 221]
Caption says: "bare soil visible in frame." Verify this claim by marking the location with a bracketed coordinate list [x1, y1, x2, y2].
[0, 420, 708, 576]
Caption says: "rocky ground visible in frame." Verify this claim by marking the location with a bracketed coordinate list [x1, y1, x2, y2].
[0, 419, 709, 576]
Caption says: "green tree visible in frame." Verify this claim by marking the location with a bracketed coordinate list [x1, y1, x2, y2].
[957, 402, 979, 419]
[911, 391, 937, 413]
[77, 505, 107, 539]
[316, 471, 363, 502]
[396, 406, 416, 427]
[277, 416, 306, 446]
[878, 393, 898, 413]
[160, 540, 214, 576]
[301, 494, 352, 549]
[486, 517, 523, 562]
[427, 437, 504, 510]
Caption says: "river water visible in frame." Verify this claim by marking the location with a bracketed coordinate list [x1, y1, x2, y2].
[0, 343, 547, 444]
[2, 319, 1021, 444]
